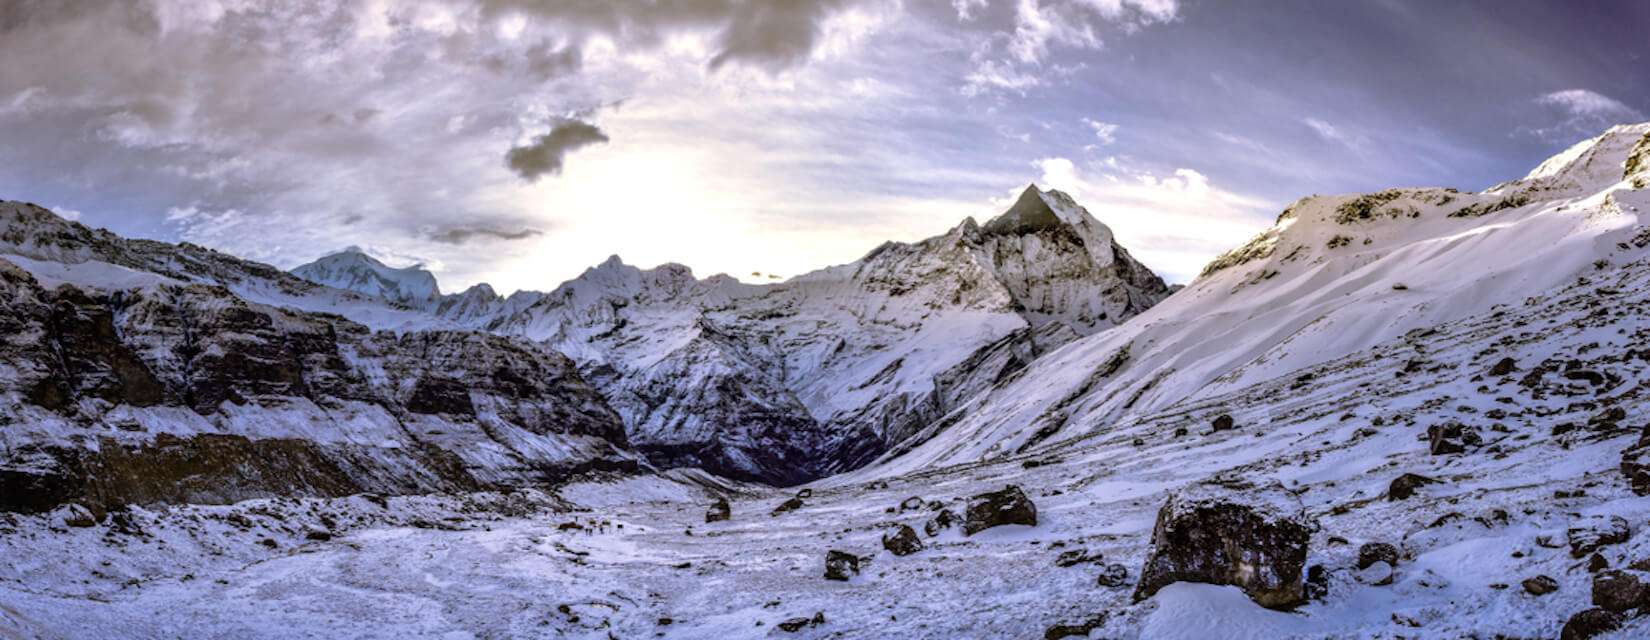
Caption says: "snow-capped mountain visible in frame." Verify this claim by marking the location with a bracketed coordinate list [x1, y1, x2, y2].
[382, 186, 1174, 484]
[858, 122, 1650, 477]
[291, 247, 442, 310]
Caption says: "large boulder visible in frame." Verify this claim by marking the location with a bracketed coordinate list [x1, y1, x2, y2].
[1621, 426, 1650, 496]
[824, 550, 860, 581]
[963, 485, 1037, 535]
[1591, 570, 1650, 612]
[1427, 422, 1481, 455]
[882, 525, 924, 556]
[705, 498, 730, 523]
[1561, 608, 1623, 640]
[1133, 479, 1313, 609]
[1568, 515, 1630, 558]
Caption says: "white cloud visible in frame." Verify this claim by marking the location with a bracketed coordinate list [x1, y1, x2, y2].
[953, 0, 990, 21]
[1303, 117, 1368, 151]
[1081, 118, 1118, 144]
[1031, 156, 1272, 283]
[1538, 89, 1640, 119]
[963, 0, 1178, 96]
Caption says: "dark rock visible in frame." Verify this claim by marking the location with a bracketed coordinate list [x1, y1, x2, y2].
[899, 496, 925, 512]
[406, 376, 475, 416]
[1096, 563, 1129, 588]
[1055, 548, 1102, 568]
[1427, 422, 1481, 455]
[1568, 515, 1630, 558]
[882, 525, 923, 556]
[705, 498, 731, 523]
[1133, 479, 1312, 609]
[1355, 561, 1393, 586]
[1623, 441, 1650, 496]
[1560, 608, 1622, 640]
[1589, 554, 1611, 573]
[1522, 575, 1559, 596]
[795, 488, 813, 499]
[1305, 564, 1329, 599]
[1043, 614, 1107, 640]
[1591, 570, 1650, 612]
[1212, 414, 1236, 432]
[1358, 542, 1399, 570]
[924, 509, 958, 537]
[56, 504, 97, 528]
[824, 550, 859, 581]
[771, 497, 803, 517]
[963, 485, 1037, 535]
[777, 612, 825, 632]
[1489, 357, 1518, 377]
[304, 529, 333, 542]
[1386, 473, 1439, 501]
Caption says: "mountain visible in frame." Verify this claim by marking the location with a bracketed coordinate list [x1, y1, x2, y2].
[0, 201, 637, 514]
[400, 185, 1174, 484]
[291, 247, 442, 310]
[856, 122, 1650, 478]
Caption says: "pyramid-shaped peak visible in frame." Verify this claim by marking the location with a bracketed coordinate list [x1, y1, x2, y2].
[981, 184, 1068, 236]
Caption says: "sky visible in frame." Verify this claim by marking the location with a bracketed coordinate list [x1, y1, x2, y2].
[1, 0, 1647, 293]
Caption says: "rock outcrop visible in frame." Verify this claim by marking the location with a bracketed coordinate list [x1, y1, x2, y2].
[1133, 479, 1312, 609]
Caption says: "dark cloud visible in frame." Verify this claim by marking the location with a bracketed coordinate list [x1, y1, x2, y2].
[427, 226, 546, 245]
[504, 120, 609, 181]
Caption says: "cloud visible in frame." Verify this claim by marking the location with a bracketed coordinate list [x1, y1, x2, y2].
[1303, 117, 1368, 150]
[953, 0, 990, 21]
[504, 120, 610, 181]
[1523, 89, 1643, 142]
[963, 0, 1179, 96]
[1082, 118, 1118, 144]
[427, 226, 546, 245]
[1032, 156, 1272, 283]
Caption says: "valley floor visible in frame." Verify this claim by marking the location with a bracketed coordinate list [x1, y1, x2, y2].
[10, 240, 1650, 639]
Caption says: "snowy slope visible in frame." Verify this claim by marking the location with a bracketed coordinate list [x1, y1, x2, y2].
[860, 122, 1650, 476]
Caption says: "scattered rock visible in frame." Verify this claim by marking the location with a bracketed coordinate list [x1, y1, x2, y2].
[705, 498, 731, 523]
[1304, 564, 1329, 599]
[1427, 422, 1481, 455]
[1133, 479, 1312, 609]
[1043, 614, 1107, 640]
[824, 550, 860, 581]
[1095, 563, 1129, 588]
[924, 509, 958, 537]
[1055, 548, 1102, 568]
[1356, 561, 1394, 586]
[1358, 542, 1400, 569]
[1560, 608, 1622, 640]
[771, 497, 804, 517]
[54, 504, 97, 528]
[795, 488, 813, 499]
[1489, 357, 1518, 377]
[1523, 575, 1559, 596]
[1591, 570, 1650, 612]
[1589, 554, 1611, 573]
[777, 612, 825, 632]
[1568, 515, 1630, 558]
[963, 485, 1037, 536]
[1387, 473, 1439, 500]
[1211, 414, 1236, 432]
[882, 525, 923, 557]
[304, 529, 333, 542]
[899, 496, 926, 513]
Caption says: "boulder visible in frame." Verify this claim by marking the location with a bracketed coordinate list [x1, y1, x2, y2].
[1591, 570, 1650, 612]
[898, 496, 925, 513]
[1387, 473, 1439, 501]
[54, 503, 98, 528]
[1357, 542, 1399, 569]
[1568, 515, 1630, 558]
[824, 550, 859, 581]
[924, 509, 958, 537]
[1623, 437, 1650, 496]
[1489, 357, 1518, 376]
[777, 612, 825, 633]
[963, 485, 1037, 535]
[1055, 548, 1102, 568]
[1095, 563, 1129, 588]
[882, 525, 923, 556]
[705, 498, 731, 523]
[771, 496, 803, 517]
[1560, 608, 1623, 640]
[1427, 422, 1481, 455]
[1043, 614, 1107, 640]
[1133, 479, 1312, 609]
[1523, 575, 1559, 596]
[1211, 414, 1236, 432]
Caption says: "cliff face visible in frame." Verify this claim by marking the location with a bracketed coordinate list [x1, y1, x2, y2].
[0, 258, 634, 514]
